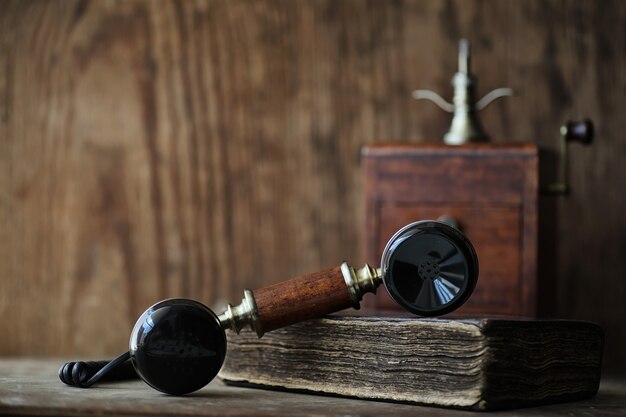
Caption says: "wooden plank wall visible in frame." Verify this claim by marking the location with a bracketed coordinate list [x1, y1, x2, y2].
[1, 1, 624, 374]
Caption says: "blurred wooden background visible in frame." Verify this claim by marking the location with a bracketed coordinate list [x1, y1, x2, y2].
[1, 0, 625, 374]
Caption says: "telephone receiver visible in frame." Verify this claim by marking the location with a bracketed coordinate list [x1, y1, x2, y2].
[59, 220, 478, 395]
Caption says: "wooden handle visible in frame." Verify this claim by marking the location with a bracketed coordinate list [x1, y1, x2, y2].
[564, 119, 594, 145]
[253, 267, 352, 333]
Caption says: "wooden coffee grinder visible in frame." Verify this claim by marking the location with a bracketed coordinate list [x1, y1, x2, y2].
[363, 39, 593, 317]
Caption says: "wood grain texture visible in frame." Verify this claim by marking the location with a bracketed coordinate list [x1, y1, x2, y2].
[1, 0, 625, 375]
[1, 359, 625, 417]
[254, 266, 351, 333]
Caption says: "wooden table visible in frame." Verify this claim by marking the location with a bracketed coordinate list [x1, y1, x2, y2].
[0, 359, 624, 416]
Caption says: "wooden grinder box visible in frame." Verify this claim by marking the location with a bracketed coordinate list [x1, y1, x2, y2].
[363, 143, 539, 317]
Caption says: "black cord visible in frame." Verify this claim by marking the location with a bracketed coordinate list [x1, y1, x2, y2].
[59, 351, 137, 388]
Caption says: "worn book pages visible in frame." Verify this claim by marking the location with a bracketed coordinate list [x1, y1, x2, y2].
[219, 317, 603, 410]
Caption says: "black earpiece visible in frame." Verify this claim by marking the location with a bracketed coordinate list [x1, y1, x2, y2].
[129, 299, 226, 395]
[381, 220, 478, 316]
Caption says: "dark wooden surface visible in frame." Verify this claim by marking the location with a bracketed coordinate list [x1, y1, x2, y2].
[363, 143, 538, 316]
[254, 266, 351, 333]
[1, 0, 625, 375]
[0, 359, 624, 417]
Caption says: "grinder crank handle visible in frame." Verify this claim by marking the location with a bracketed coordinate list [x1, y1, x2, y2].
[219, 263, 381, 336]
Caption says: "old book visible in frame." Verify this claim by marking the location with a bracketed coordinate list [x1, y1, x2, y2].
[219, 316, 603, 411]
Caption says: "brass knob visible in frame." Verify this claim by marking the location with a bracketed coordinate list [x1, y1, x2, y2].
[412, 39, 513, 145]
